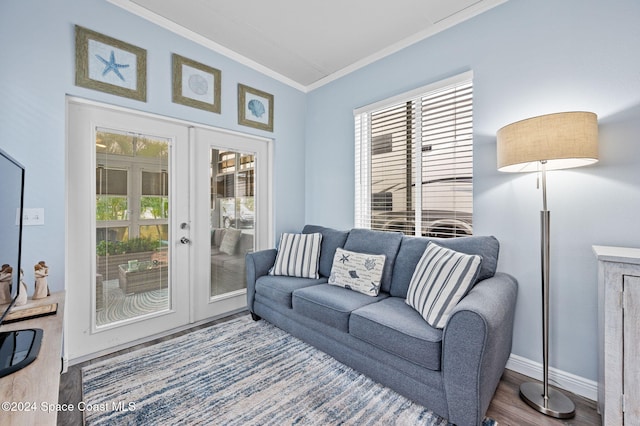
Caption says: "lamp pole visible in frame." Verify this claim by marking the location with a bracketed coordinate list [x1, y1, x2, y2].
[519, 160, 576, 418]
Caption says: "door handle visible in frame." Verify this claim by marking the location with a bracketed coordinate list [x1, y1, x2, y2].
[180, 237, 191, 245]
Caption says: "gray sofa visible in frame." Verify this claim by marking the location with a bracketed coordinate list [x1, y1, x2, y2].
[246, 225, 518, 425]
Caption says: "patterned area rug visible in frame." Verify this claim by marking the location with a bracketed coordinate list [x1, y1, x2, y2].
[82, 316, 497, 425]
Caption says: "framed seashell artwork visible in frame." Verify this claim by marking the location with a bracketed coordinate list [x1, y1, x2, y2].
[238, 83, 274, 132]
[172, 54, 221, 113]
[75, 25, 147, 102]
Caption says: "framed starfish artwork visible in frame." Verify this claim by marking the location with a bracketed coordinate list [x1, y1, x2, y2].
[172, 54, 221, 113]
[75, 26, 147, 102]
[238, 84, 274, 132]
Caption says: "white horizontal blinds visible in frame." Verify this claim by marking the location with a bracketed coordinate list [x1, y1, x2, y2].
[368, 101, 416, 235]
[354, 113, 370, 229]
[354, 72, 473, 238]
[141, 171, 168, 196]
[96, 168, 127, 196]
[420, 81, 473, 237]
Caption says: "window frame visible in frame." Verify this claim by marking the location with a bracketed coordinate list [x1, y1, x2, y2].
[354, 71, 473, 237]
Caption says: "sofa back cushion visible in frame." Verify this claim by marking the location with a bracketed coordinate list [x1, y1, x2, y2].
[302, 225, 349, 277]
[212, 228, 254, 255]
[390, 235, 500, 298]
[343, 228, 403, 294]
[219, 228, 242, 255]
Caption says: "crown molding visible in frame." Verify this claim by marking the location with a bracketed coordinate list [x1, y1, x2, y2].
[306, 0, 507, 92]
[106, 0, 307, 92]
[108, 0, 508, 93]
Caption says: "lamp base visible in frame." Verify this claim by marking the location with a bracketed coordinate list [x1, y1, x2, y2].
[519, 382, 576, 419]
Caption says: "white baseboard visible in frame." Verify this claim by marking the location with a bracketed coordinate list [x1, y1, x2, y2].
[506, 354, 598, 402]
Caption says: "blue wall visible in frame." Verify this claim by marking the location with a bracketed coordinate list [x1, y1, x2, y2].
[0, 0, 307, 293]
[305, 0, 640, 382]
[2, 0, 639, 387]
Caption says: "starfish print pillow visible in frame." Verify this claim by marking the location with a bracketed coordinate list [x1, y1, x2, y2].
[328, 248, 386, 296]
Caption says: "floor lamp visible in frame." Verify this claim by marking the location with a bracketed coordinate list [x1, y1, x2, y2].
[496, 111, 599, 419]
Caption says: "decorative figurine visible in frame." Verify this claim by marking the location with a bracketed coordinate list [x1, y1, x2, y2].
[0, 264, 12, 304]
[33, 261, 50, 300]
[15, 269, 27, 306]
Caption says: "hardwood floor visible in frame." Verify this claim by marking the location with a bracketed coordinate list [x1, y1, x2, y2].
[486, 370, 600, 426]
[58, 313, 601, 425]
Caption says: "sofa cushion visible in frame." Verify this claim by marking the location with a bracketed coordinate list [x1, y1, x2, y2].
[406, 242, 482, 329]
[328, 248, 386, 296]
[211, 253, 240, 268]
[350, 297, 443, 371]
[219, 228, 242, 255]
[343, 228, 403, 294]
[390, 235, 499, 298]
[292, 284, 388, 332]
[212, 232, 253, 271]
[255, 275, 327, 308]
[211, 228, 225, 247]
[269, 232, 322, 279]
[302, 225, 349, 278]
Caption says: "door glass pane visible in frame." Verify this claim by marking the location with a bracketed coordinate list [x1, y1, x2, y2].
[95, 128, 170, 327]
[140, 171, 169, 220]
[210, 149, 255, 298]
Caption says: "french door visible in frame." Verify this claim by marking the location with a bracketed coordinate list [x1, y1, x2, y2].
[66, 99, 271, 361]
[190, 127, 271, 321]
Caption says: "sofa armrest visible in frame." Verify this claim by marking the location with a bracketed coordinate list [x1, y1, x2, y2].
[245, 249, 277, 312]
[442, 272, 518, 426]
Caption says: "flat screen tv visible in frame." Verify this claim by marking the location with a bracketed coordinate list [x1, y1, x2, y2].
[0, 148, 42, 378]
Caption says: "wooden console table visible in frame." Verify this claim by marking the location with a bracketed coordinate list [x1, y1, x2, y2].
[0, 291, 65, 426]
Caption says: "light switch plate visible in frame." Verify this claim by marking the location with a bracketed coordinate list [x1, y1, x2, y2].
[17, 208, 45, 226]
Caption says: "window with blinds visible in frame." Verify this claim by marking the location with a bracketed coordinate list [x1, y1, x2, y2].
[354, 72, 473, 238]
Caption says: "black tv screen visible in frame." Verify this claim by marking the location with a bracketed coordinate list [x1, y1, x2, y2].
[0, 147, 24, 317]
[0, 148, 42, 378]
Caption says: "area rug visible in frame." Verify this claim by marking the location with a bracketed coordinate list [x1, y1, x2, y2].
[82, 316, 497, 425]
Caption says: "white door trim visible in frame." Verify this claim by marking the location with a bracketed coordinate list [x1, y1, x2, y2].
[64, 97, 274, 363]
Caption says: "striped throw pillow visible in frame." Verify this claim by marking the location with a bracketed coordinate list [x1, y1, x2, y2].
[405, 242, 482, 329]
[269, 232, 323, 279]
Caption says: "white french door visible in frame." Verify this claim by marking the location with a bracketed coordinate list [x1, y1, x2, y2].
[190, 127, 271, 321]
[66, 99, 271, 362]
[67, 101, 191, 360]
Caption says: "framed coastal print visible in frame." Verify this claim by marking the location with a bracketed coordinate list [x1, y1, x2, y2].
[75, 25, 147, 102]
[238, 84, 274, 132]
[172, 54, 221, 113]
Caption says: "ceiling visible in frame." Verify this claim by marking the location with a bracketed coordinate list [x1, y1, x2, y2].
[109, 0, 507, 91]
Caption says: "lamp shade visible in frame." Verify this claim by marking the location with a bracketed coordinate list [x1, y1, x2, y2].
[497, 111, 598, 173]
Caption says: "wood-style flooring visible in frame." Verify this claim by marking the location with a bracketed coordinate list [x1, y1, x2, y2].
[486, 370, 600, 426]
[58, 313, 601, 426]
